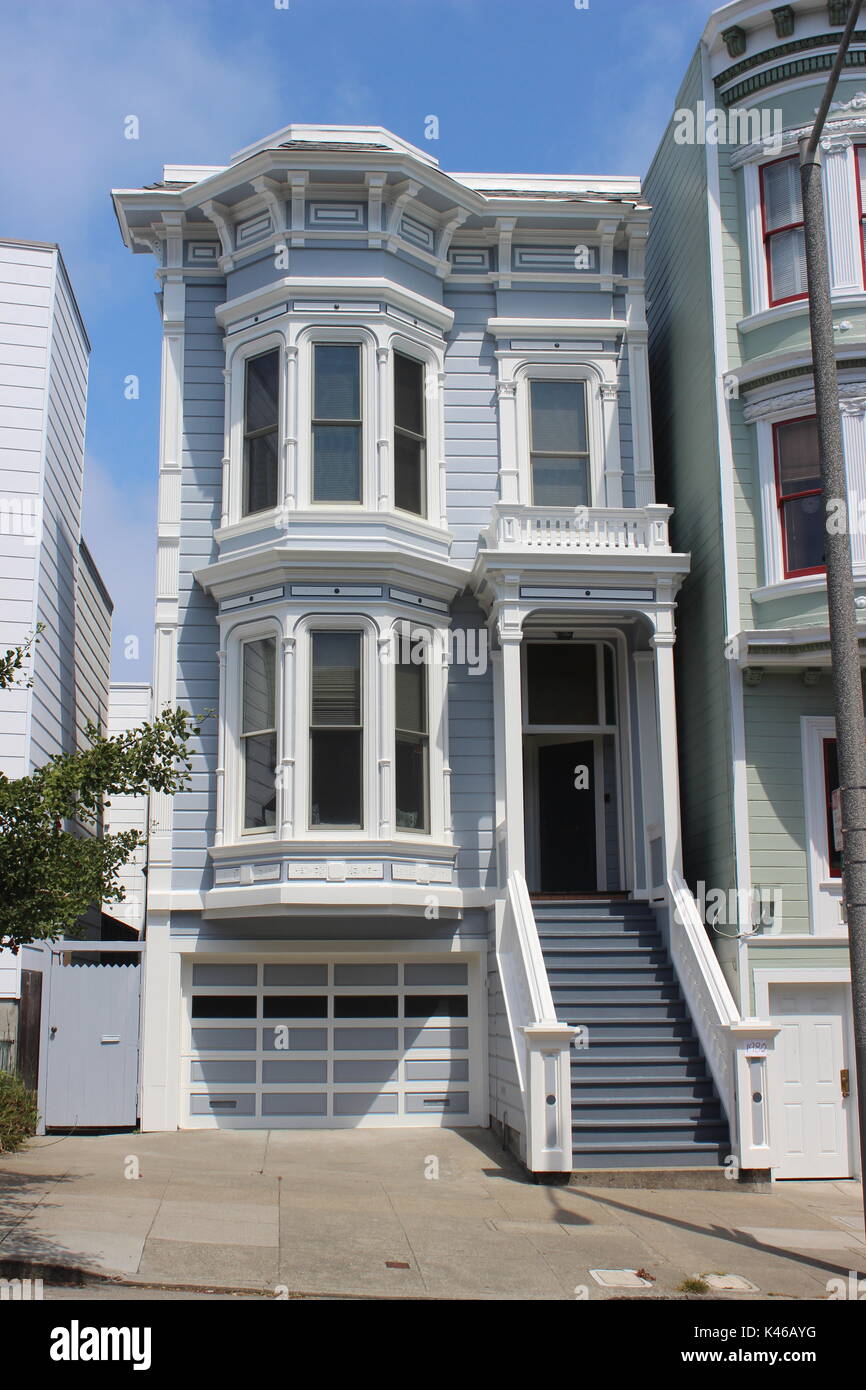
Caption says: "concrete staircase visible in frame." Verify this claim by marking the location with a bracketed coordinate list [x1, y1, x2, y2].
[534, 899, 730, 1172]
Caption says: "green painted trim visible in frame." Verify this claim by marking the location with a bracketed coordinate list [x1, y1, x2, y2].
[721, 47, 866, 107]
[745, 359, 866, 394]
[715, 31, 866, 88]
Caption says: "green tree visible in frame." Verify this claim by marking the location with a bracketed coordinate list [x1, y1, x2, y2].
[0, 634, 201, 947]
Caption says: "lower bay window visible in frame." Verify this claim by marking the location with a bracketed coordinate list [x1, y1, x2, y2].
[395, 654, 429, 832]
[225, 614, 449, 848]
[309, 630, 363, 828]
[241, 636, 278, 829]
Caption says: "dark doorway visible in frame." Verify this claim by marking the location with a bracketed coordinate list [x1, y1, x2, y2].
[537, 739, 597, 892]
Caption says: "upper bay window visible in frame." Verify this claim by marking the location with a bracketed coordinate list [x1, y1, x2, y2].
[760, 157, 807, 307]
[310, 630, 363, 828]
[312, 344, 362, 503]
[241, 636, 277, 829]
[774, 415, 824, 577]
[529, 379, 590, 506]
[394, 351, 426, 517]
[243, 350, 280, 515]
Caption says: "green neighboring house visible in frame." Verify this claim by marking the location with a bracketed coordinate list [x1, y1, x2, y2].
[646, 0, 863, 1180]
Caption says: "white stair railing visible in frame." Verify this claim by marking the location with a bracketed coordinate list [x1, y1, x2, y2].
[496, 871, 576, 1172]
[666, 871, 740, 1124]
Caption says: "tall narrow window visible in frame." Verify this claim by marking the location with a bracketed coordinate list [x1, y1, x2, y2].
[243, 350, 279, 515]
[241, 637, 277, 830]
[394, 352, 426, 516]
[310, 631, 362, 827]
[395, 653, 429, 832]
[529, 380, 589, 506]
[761, 157, 807, 305]
[312, 345, 362, 502]
[774, 416, 825, 576]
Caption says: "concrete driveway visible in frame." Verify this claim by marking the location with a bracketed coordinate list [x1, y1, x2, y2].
[1, 1128, 863, 1299]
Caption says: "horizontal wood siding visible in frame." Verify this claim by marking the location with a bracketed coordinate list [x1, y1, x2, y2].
[645, 52, 737, 909]
[173, 282, 224, 892]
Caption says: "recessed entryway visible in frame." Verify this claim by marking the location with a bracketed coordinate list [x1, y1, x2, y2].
[522, 637, 623, 894]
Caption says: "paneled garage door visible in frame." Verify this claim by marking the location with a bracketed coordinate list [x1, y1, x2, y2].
[183, 958, 477, 1127]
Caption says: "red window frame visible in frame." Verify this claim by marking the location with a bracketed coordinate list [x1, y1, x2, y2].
[856, 145, 866, 289]
[823, 738, 842, 879]
[760, 155, 807, 307]
[773, 414, 825, 578]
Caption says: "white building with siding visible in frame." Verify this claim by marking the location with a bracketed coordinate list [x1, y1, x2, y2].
[0, 238, 113, 997]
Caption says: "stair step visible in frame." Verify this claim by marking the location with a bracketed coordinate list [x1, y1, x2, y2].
[572, 1061, 708, 1079]
[573, 1117, 728, 1136]
[570, 1145, 730, 1170]
[551, 981, 679, 1000]
[540, 945, 668, 959]
[572, 1103, 723, 1123]
[555, 1005, 688, 1023]
[572, 1077, 716, 1098]
[544, 967, 675, 989]
[536, 928, 664, 939]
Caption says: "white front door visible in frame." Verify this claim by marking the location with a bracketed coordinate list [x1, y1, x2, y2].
[770, 984, 852, 1179]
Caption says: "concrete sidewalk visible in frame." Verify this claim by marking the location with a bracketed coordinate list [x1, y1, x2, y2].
[1, 1128, 863, 1299]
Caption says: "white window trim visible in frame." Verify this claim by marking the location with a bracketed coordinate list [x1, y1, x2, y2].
[295, 613, 378, 840]
[751, 392, 866, 592]
[743, 144, 863, 320]
[387, 618, 451, 845]
[801, 715, 845, 939]
[225, 331, 285, 528]
[224, 616, 283, 845]
[386, 331, 446, 528]
[501, 359, 619, 509]
[296, 325, 377, 511]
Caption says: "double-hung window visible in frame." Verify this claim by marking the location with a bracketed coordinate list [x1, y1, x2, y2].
[310, 631, 363, 827]
[243, 350, 280, 515]
[394, 352, 426, 517]
[395, 654, 429, 832]
[312, 345, 362, 502]
[529, 379, 590, 506]
[760, 157, 807, 306]
[773, 416, 825, 577]
[241, 637, 277, 829]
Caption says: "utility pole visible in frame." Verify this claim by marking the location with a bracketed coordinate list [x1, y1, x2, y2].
[799, 0, 866, 1235]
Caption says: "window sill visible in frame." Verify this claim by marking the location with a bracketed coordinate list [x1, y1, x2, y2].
[739, 291, 866, 335]
[752, 567, 866, 603]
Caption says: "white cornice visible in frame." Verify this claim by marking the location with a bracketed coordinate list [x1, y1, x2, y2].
[486, 317, 627, 339]
[214, 277, 454, 333]
[743, 381, 866, 421]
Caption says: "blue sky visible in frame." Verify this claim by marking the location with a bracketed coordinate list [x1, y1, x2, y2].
[0, 0, 712, 678]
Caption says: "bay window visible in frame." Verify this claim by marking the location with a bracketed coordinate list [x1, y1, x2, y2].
[241, 637, 277, 829]
[310, 630, 363, 827]
[760, 156, 807, 306]
[774, 415, 825, 576]
[243, 350, 279, 515]
[394, 351, 426, 517]
[529, 378, 590, 505]
[395, 654, 429, 832]
[312, 344, 362, 503]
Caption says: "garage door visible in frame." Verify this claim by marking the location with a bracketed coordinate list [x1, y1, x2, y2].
[183, 958, 476, 1127]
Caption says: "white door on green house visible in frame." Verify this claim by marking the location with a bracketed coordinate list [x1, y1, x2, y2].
[769, 984, 852, 1180]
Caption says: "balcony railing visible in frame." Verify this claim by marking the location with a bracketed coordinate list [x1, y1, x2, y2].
[485, 503, 672, 554]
